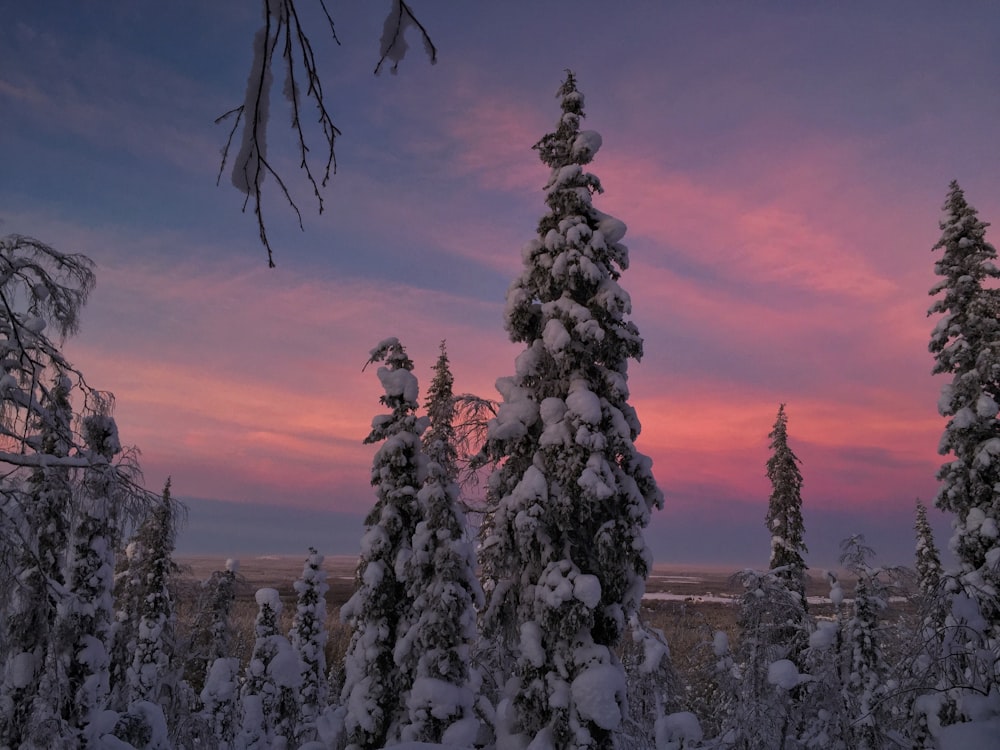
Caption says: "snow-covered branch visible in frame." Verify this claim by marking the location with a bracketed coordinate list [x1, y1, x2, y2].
[221, 0, 435, 266]
[375, 0, 437, 75]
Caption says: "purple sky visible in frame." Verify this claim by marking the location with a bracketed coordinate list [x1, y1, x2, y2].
[2, 1, 999, 567]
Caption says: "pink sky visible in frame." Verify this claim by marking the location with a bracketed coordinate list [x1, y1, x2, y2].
[2, 2, 999, 565]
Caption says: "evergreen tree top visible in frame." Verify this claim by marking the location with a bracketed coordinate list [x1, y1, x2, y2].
[931, 180, 997, 288]
[423, 340, 458, 478]
[363, 337, 423, 445]
[533, 71, 597, 171]
[928, 181, 1000, 374]
[766, 404, 801, 474]
[765, 404, 807, 574]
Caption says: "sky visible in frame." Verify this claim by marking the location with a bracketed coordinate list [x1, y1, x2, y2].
[2, 1, 999, 569]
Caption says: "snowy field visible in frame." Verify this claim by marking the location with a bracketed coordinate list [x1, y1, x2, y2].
[177, 556, 854, 610]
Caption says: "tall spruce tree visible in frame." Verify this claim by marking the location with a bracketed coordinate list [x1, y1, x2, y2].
[765, 404, 808, 605]
[762, 402, 810, 736]
[340, 337, 426, 750]
[422, 341, 460, 480]
[914, 501, 943, 604]
[923, 180, 1000, 734]
[476, 72, 663, 750]
[397, 341, 484, 745]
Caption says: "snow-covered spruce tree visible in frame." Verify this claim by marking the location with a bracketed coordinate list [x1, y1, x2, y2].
[0, 376, 75, 747]
[45, 411, 126, 742]
[340, 337, 427, 750]
[126, 480, 183, 718]
[903, 502, 950, 748]
[797, 574, 849, 750]
[760, 405, 810, 747]
[925, 180, 1000, 729]
[72, 416, 123, 708]
[765, 405, 808, 611]
[718, 568, 808, 750]
[290, 546, 329, 746]
[837, 536, 898, 750]
[111, 529, 145, 709]
[423, 341, 460, 480]
[237, 588, 301, 750]
[188, 559, 241, 684]
[474, 72, 663, 750]
[619, 617, 683, 750]
[914, 501, 943, 605]
[197, 560, 242, 749]
[394, 340, 485, 745]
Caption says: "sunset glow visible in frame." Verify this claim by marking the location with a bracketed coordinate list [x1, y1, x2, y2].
[3, 1, 998, 565]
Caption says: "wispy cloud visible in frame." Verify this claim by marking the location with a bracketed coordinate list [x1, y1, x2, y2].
[1, 21, 225, 176]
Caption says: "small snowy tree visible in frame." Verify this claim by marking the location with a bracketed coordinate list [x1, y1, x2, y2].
[125, 477, 187, 745]
[837, 536, 897, 750]
[914, 501, 943, 604]
[201, 654, 242, 750]
[290, 547, 329, 746]
[396, 341, 484, 745]
[339, 337, 426, 750]
[192, 560, 243, 748]
[475, 72, 663, 750]
[237, 588, 301, 750]
[422, 341, 460, 480]
[620, 617, 681, 750]
[798, 573, 849, 750]
[111, 531, 145, 709]
[189, 560, 241, 681]
[903, 502, 951, 748]
[718, 568, 809, 750]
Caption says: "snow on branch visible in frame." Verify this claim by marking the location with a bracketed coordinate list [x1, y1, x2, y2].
[375, 0, 437, 75]
[219, 0, 341, 268]
[221, 0, 435, 267]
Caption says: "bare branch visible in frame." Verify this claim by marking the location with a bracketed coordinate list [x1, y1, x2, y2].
[220, 0, 344, 268]
[452, 392, 498, 514]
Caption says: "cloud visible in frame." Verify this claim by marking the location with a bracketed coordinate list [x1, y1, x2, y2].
[0, 18, 234, 178]
[34, 227, 518, 512]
